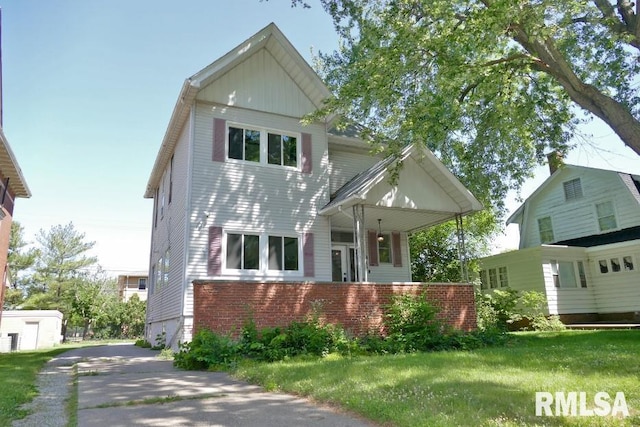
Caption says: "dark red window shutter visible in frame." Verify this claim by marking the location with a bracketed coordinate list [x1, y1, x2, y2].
[392, 232, 402, 267]
[301, 133, 312, 174]
[208, 226, 222, 275]
[213, 118, 226, 162]
[368, 230, 379, 267]
[303, 232, 315, 277]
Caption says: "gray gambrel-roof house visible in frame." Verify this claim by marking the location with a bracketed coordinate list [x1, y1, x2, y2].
[143, 23, 482, 348]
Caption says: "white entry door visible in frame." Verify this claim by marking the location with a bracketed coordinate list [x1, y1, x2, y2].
[22, 322, 40, 350]
[331, 245, 356, 282]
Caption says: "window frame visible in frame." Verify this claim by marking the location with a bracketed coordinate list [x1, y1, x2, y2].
[595, 200, 618, 232]
[377, 234, 392, 264]
[538, 216, 554, 244]
[498, 266, 509, 288]
[550, 259, 579, 288]
[138, 278, 147, 290]
[227, 122, 301, 170]
[223, 230, 303, 276]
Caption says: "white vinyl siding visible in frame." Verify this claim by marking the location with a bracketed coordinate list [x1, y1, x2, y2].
[187, 103, 331, 281]
[147, 120, 189, 325]
[328, 148, 381, 194]
[368, 232, 412, 282]
[195, 48, 317, 117]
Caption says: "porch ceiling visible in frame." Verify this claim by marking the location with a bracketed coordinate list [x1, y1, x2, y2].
[328, 205, 462, 233]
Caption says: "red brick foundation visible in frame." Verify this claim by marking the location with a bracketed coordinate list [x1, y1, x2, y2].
[193, 281, 476, 337]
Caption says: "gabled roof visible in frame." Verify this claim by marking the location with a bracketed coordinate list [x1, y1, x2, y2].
[0, 127, 30, 198]
[506, 164, 639, 225]
[319, 144, 483, 232]
[144, 23, 332, 198]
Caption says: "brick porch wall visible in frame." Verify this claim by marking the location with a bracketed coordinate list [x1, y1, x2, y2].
[193, 281, 476, 337]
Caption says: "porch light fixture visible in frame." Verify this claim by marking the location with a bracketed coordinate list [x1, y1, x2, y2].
[377, 219, 384, 242]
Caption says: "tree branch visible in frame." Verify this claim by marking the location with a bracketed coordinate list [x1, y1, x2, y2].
[592, 0, 640, 49]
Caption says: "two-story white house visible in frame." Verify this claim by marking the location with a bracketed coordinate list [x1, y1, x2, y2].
[144, 23, 482, 347]
[479, 159, 640, 323]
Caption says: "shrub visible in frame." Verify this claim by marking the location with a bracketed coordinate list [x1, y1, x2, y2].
[382, 293, 445, 352]
[173, 329, 241, 370]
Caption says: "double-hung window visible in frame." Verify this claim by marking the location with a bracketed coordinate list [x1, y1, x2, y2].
[596, 201, 617, 232]
[378, 234, 391, 263]
[538, 216, 554, 244]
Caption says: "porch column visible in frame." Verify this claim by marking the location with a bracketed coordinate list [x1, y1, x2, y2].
[455, 213, 469, 282]
[352, 204, 368, 282]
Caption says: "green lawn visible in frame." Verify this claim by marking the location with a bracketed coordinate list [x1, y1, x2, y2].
[0, 346, 73, 426]
[234, 330, 640, 426]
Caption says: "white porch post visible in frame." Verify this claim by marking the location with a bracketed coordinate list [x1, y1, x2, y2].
[455, 213, 469, 282]
[352, 204, 368, 282]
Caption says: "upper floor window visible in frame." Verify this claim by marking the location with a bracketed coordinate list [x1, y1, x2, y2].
[138, 278, 147, 290]
[229, 127, 260, 162]
[538, 216, 554, 244]
[596, 201, 617, 231]
[268, 133, 297, 167]
[563, 178, 583, 201]
[228, 124, 299, 168]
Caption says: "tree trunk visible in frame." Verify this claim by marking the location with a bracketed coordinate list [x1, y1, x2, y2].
[512, 26, 640, 156]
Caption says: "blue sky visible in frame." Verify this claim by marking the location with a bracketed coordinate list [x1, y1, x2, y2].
[2, 0, 639, 275]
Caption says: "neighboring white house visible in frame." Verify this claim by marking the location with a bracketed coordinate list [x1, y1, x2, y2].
[143, 23, 482, 348]
[0, 310, 63, 352]
[480, 161, 640, 322]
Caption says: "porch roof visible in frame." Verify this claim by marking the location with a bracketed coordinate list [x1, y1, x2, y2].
[319, 144, 482, 233]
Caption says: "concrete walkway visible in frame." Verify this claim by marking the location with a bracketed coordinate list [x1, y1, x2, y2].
[24, 343, 376, 427]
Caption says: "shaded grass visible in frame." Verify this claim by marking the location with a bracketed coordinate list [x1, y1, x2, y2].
[0, 346, 74, 426]
[234, 330, 640, 426]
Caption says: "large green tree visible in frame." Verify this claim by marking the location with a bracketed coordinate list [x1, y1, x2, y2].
[289, 0, 640, 214]
[23, 222, 98, 337]
[4, 221, 40, 309]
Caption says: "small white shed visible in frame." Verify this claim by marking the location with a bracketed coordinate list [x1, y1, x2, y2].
[0, 310, 63, 352]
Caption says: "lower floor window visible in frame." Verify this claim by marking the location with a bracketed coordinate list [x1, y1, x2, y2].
[226, 232, 300, 273]
[268, 236, 299, 271]
[227, 233, 259, 270]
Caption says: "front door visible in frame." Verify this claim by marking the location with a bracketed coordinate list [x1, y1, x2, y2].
[331, 245, 356, 282]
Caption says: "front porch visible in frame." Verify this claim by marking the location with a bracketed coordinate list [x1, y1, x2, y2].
[322, 144, 483, 283]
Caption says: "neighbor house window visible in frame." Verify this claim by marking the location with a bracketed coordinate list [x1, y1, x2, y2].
[479, 270, 488, 290]
[598, 260, 609, 274]
[226, 233, 260, 270]
[498, 267, 508, 287]
[551, 260, 577, 288]
[138, 278, 147, 290]
[163, 249, 170, 284]
[611, 257, 621, 272]
[563, 178, 583, 201]
[268, 236, 299, 271]
[378, 234, 392, 263]
[268, 133, 297, 167]
[229, 127, 260, 162]
[596, 201, 617, 231]
[577, 261, 587, 288]
[538, 216, 554, 244]
[623, 256, 634, 271]
[488, 268, 498, 289]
